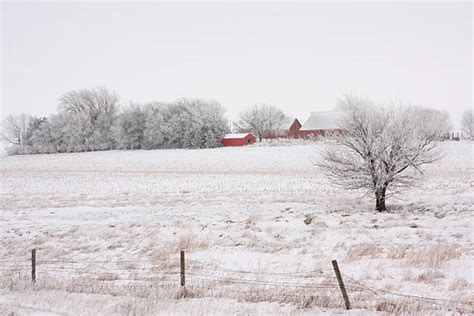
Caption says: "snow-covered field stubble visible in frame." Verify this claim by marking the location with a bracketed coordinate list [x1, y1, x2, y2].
[0, 142, 473, 315]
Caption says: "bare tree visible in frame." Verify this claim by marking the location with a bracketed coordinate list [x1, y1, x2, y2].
[460, 108, 473, 139]
[318, 95, 449, 212]
[0, 114, 33, 152]
[236, 104, 286, 141]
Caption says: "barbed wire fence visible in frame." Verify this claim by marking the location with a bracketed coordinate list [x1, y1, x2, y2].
[0, 249, 472, 314]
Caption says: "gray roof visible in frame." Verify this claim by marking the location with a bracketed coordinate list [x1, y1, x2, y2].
[300, 111, 344, 131]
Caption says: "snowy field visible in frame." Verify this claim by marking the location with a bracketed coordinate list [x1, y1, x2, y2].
[0, 141, 473, 315]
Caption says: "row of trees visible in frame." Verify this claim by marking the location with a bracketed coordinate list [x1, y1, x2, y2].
[1, 87, 229, 155]
[114, 99, 228, 150]
[1, 87, 292, 155]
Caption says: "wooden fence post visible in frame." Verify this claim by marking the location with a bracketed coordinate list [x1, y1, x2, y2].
[31, 249, 36, 284]
[332, 259, 350, 310]
[180, 250, 185, 286]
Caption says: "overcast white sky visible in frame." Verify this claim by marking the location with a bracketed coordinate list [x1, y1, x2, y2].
[1, 1, 472, 126]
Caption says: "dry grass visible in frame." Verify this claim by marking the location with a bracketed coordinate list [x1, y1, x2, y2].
[182, 281, 340, 310]
[345, 243, 383, 261]
[387, 243, 462, 269]
[375, 298, 426, 313]
[415, 270, 444, 284]
[146, 233, 211, 260]
[177, 234, 210, 252]
[386, 244, 411, 259]
[407, 243, 462, 269]
[449, 277, 471, 291]
[96, 273, 120, 281]
[1, 265, 470, 314]
[0, 274, 178, 300]
[0, 272, 340, 311]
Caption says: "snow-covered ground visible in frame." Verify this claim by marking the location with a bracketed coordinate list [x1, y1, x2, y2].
[0, 141, 473, 315]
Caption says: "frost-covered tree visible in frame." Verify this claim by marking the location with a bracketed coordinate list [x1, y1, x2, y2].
[25, 116, 47, 147]
[318, 95, 449, 212]
[124, 98, 229, 150]
[237, 104, 286, 141]
[45, 114, 72, 153]
[460, 108, 473, 139]
[0, 114, 33, 154]
[29, 117, 56, 154]
[143, 103, 166, 149]
[58, 111, 94, 152]
[200, 101, 229, 147]
[161, 98, 228, 149]
[0, 114, 55, 154]
[115, 105, 147, 149]
[58, 86, 119, 151]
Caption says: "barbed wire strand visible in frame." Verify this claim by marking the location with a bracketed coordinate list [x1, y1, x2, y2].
[342, 273, 474, 313]
[2, 255, 472, 313]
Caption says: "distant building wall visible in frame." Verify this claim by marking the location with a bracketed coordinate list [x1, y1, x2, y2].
[265, 119, 302, 139]
[287, 119, 302, 138]
[298, 128, 345, 138]
[222, 134, 256, 146]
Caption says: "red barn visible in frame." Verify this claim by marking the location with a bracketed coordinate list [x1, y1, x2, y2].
[222, 133, 256, 147]
[281, 118, 302, 138]
[263, 118, 302, 139]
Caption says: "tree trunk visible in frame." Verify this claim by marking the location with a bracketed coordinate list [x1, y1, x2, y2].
[375, 187, 387, 212]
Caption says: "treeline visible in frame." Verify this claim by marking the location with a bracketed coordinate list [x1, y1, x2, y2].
[1, 87, 229, 155]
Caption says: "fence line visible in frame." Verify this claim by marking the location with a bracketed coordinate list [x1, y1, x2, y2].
[0, 249, 472, 313]
[342, 272, 474, 312]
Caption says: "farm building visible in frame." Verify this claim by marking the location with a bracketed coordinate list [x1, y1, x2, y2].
[263, 118, 302, 139]
[278, 118, 302, 138]
[299, 111, 344, 138]
[222, 133, 257, 147]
